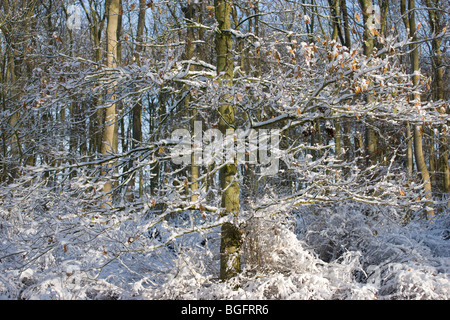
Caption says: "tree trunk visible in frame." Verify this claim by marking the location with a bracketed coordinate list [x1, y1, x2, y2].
[404, 0, 434, 217]
[330, 0, 342, 164]
[425, 0, 449, 193]
[359, 0, 374, 56]
[254, 1, 261, 78]
[406, 122, 414, 178]
[340, 0, 351, 48]
[215, 0, 241, 281]
[101, 0, 121, 206]
[340, 0, 352, 171]
[80, 0, 106, 156]
[359, 0, 378, 166]
[183, 3, 199, 203]
[328, 0, 341, 43]
[126, 0, 146, 200]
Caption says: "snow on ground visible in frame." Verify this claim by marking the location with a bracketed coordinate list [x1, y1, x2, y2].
[1, 196, 449, 300]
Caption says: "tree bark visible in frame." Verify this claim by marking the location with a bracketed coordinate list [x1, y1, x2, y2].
[406, 122, 414, 178]
[359, 0, 378, 166]
[215, 0, 241, 281]
[126, 0, 146, 200]
[328, 0, 342, 43]
[340, 0, 351, 48]
[404, 0, 434, 217]
[101, 0, 121, 206]
[425, 0, 449, 193]
[359, 0, 374, 56]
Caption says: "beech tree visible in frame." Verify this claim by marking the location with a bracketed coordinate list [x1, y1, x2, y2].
[401, 0, 434, 217]
[424, 0, 449, 194]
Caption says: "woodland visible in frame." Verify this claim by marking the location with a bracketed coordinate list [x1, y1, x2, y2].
[0, 0, 449, 299]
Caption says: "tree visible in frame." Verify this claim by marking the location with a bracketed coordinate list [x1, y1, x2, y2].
[0, 0, 37, 182]
[1, 0, 449, 300]
[215, 0, 241, 281]
[125, 0, 147, 200]
[402, 0, 434, 217]
[425, 0, 449, 194]
[358, 0, 378, 166]
[182, 1, 200, 203]
[101, 0, 122, 206]
[78, 0, 106, 156]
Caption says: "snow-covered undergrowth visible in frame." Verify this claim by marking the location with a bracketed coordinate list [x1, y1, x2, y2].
[142, 203, 450, 300]
[1, 184, 449, 300]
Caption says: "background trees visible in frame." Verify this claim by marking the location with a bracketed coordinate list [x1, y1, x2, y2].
[0, 0, 449, 299]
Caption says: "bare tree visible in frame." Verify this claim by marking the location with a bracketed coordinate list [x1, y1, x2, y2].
[425, 0, 449, 193]
[101, 0, 122, 206]
[402, 0, 434, 217]
[215, 0, 241, 281]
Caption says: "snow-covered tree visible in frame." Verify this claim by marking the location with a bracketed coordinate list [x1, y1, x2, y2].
[0, 0, 449, 300]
